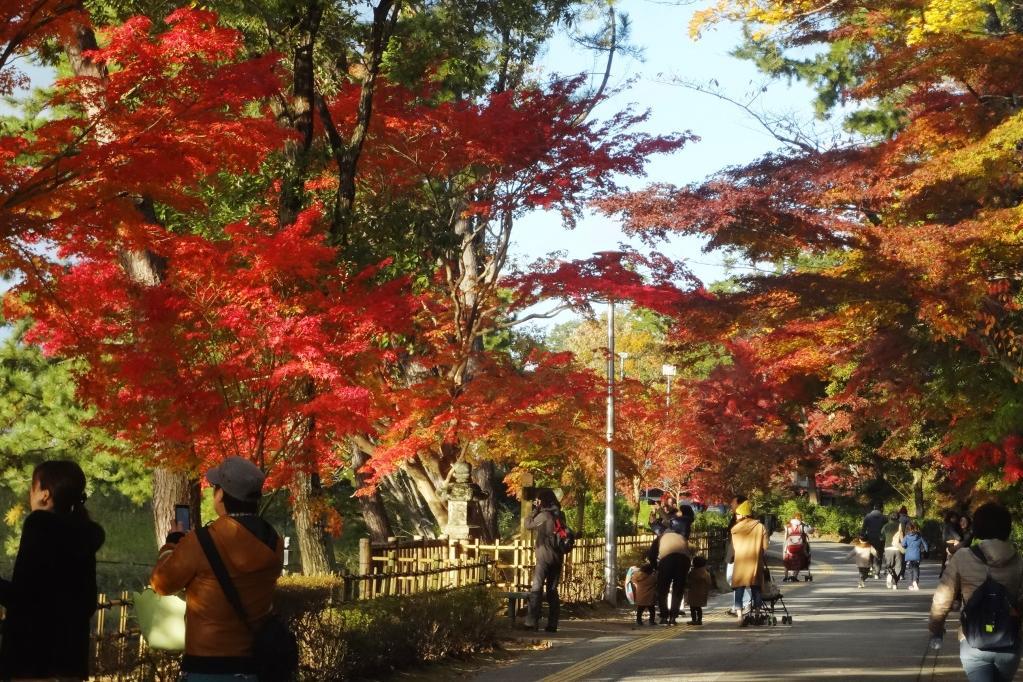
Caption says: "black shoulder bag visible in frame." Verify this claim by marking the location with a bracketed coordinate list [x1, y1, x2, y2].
[196, 526, 298, 681]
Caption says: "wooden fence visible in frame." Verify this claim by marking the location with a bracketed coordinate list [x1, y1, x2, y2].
[363, 528, 728, 603]
[0, 531, 726, 679]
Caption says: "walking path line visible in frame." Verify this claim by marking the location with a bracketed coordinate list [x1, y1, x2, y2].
[539, 559, 834, 682]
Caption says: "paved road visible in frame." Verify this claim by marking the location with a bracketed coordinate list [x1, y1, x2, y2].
[479, 539, 968, 681]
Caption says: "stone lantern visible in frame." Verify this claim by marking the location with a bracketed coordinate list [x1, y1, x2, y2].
[442, 461, 487, 540]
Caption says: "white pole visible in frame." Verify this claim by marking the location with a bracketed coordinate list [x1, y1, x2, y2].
[605, 299, 617, 604]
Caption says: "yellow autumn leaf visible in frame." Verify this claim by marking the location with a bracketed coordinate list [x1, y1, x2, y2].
[5, 503, 24, 528]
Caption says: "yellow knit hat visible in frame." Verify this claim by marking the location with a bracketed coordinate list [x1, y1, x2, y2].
[735, 500, 752, 516]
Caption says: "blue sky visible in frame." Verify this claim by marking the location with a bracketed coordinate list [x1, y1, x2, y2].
[512, 0, 821, 317]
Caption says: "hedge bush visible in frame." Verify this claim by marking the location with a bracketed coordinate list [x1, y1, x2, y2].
[277, 577, 503, 681]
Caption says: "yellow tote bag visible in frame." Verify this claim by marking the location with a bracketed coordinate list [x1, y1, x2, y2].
[133, 587, 186, 651]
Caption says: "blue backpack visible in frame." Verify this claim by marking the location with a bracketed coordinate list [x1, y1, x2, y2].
[960, 547, 1021, 651]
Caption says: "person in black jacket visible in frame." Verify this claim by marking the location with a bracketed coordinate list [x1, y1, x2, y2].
[524, 489, 565, 632]
[0, 461, 105, 681]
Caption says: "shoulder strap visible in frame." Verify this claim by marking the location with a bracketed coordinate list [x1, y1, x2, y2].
[197, 526, 252, 632]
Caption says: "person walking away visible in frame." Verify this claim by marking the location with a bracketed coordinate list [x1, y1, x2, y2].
[940, 510, 963, 578]
[929, 502, 1023, 682]
[630, 563, 657, 626]
[881, 512, 905, 589]
[150, 457, 284, 680]
[647, 523, 690, 625]
[959, 514, 974, 550]
[898, 505, 911, 533]
[862, 504, 886, 578]
[849, 535, 879, 588]
[686, 556, 712, 625]
[783, 513, 812, 582]
[524, 488, 566, 632]
[902, 521, 929, 590]
[0, 461, 105, 681]
[730, 500, 769, 627]
[725, 494, 749, 614]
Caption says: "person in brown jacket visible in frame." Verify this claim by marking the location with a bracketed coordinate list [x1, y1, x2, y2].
[630, 563, 657, 626]
[151, 457, 284, 681]
[685, 556, 712, 625]
[929, 502, 1023, 681]
[730, 500, 769, 627]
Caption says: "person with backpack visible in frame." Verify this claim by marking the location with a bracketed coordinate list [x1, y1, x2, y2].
[524, 488, 569, 632]
[647, 520, 690, 625]
[0, 461, 105, 681]
[150, 457, 287, 681]
[929, 502, 1023, 682]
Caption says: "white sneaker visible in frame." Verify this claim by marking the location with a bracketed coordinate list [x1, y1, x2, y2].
[857, 580, 865, 588]
[886, 573, 892, 588]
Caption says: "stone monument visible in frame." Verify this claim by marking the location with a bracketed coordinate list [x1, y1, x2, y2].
[442, 461, 487, 540]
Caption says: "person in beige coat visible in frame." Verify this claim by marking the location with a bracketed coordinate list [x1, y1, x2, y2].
[730, 500, 769, 627]
[929, 502, 1023, 682]
[630, 564, 657, 626]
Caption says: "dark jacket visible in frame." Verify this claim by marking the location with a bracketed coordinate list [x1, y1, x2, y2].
[0, 509, 105, 679]
[527, 505, 564, 564]
[862, 510, 885, 542]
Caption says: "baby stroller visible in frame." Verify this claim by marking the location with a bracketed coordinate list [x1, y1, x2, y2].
[782, 522, 813, 582]
[742, 566, 794, 626]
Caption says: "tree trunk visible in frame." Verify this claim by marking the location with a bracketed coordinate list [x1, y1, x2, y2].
[404, 457, 449, 528]
[471, 460, 499, 541]
[806, 470, 820, 505]
[382, 470, 437, 536]
[152, 469, 199, 548]
[349, 443, 393, 542]
[291, 471, 336, 575]
[913, 468, 926, 519]
[575, 487, 586, 536]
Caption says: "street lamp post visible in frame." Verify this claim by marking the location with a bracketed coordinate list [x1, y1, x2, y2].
[604, 298, 617, 604]
[662, 364, 676, 407]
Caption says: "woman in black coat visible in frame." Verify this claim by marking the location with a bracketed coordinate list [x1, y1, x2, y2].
[0, 461, 105, 681]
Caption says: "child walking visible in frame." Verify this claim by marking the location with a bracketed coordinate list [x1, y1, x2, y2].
[685, 556, 712, 625]
[901, 521, 929, 590]
[631, 564, 657, 626]
[849, 535, 879, 588]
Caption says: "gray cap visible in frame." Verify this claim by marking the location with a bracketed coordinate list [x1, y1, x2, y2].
[206, 457, 265, 501]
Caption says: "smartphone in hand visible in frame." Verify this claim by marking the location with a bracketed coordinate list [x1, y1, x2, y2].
[174, 504, 191, 532]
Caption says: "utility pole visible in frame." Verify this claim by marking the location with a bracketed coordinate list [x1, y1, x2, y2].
[662, 363, 676, 407]
[604, 298, 617, 604]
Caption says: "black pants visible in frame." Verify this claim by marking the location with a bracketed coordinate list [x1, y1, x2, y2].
[526, 559, 562, 628]
[656, 553, 691, 622]
[636, 606, 655, 623]
[858, 566, 870, 581]
[690, 606, 703, 624]
[884, 549, 904, 584]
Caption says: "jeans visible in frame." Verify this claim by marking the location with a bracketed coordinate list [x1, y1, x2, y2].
[657, 553, 690, 622]
[960, 639, 1022, 682]
[907, 560, 921, 585]
[733, 585, 762, 611]
[180, 675, 259, 681]
[525, 558, 562, 628]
